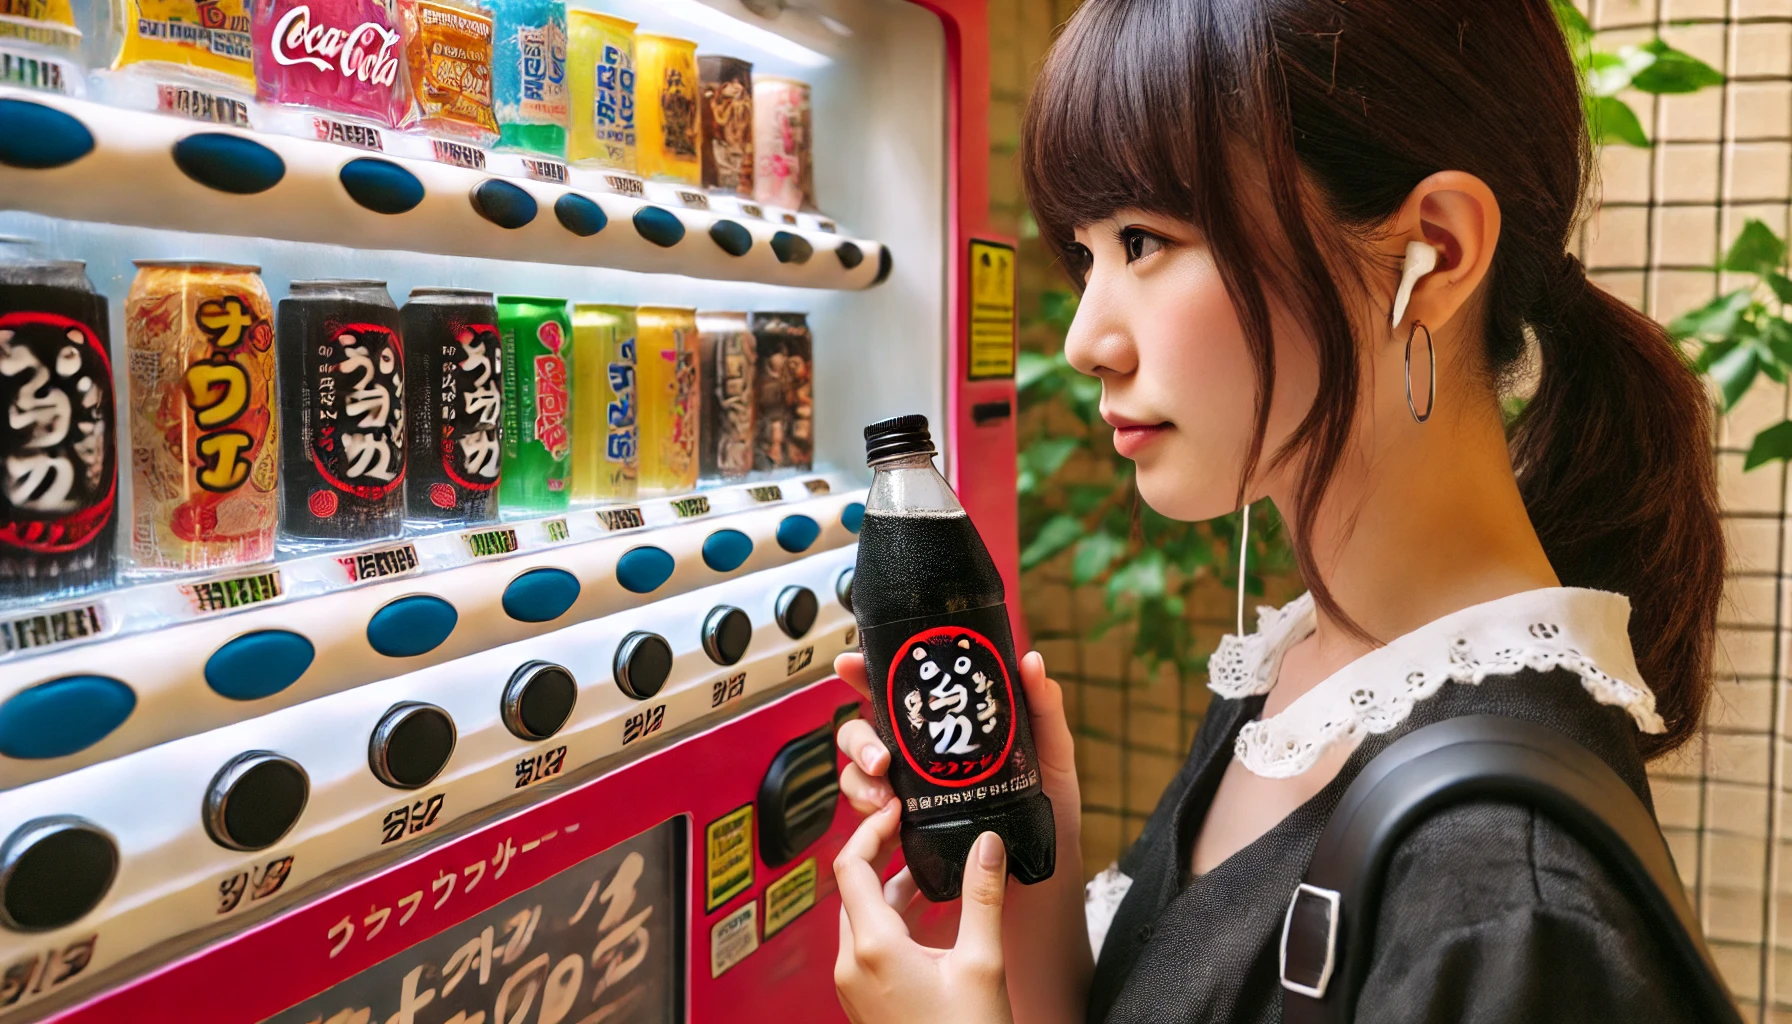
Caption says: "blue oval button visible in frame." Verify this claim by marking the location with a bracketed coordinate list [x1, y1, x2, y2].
[710, 219, 752, 256]
[555, 193, 607, 236]
[616, 546, 675, 594]
[471, 178, 537, 228]
[0, 99, 94, 169]
[0, 675, 135, 759]
[367, 595, 458, 657]
[205, 630, 315, 701]
[771, 231, 814, 265]
[503, 568, 580, 623]
[841, 502, 865, 534]
[702, 529, 754, 572]
[633, 206, 685, 247]
[777, 514, 821, 553]
[340, 158, 425, 215]
[173, 133, 285, 194]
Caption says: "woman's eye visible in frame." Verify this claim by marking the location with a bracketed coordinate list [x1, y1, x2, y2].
[1121, 228, 1167, 263]
[1063, 242, 1093, 280]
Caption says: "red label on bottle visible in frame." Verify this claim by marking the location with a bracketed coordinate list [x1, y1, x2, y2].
[884, 625, 1017, 787]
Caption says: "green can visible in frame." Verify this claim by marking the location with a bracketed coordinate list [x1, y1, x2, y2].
[498, 295, 574, 511]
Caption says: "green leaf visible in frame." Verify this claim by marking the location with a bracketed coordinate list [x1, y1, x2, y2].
[1016, 349, 1059, 392]
[1768, 274, 1792, 306]
[1066, 484, 1109, 516]
[1022, 436, 1080, 480]
[1551, 0, 1593, 48]
[1746, 420, 1792, 470]
[1064, 374, 1104, 425]
[1585, 49, 1652, 98]
[1630, 40, 1725, 94]
[1669, 288, 1753, 340]
[1071, 530, 1127, 585]
[1708, 340, 1762, 410]
[1107, 549, 1167, 603]
[1591, 95, 1650, 147]
[1724, 219, 1786, 277]
[1020, 514, 1083, 570]
[1764, 318, 1792, 367]
[1039, 290, 1078, 333]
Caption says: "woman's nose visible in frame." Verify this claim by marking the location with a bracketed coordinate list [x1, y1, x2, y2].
[1063, 273, 1138, 379]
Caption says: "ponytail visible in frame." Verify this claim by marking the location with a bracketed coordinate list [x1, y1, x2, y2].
[1512, 256, 1723, 757]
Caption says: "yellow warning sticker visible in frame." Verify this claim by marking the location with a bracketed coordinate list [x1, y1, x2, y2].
[710, 901, 759, 977]
[763, 858, 818, 939]
[705, 804, 755, 912]
[968, 240, 1016, 380]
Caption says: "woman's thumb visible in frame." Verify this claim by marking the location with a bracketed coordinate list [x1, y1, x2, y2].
[955, 831, 1008, 969]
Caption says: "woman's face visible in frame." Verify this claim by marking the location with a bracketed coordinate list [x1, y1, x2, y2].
[1063, 210, 1319, 521]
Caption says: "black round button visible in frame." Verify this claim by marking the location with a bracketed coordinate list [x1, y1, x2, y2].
[614, 631, 674, 700]
[776, 586, 819, 639]
[836, 569, 855, 615]
[204, 751, 309, 851]
[0, 818, 117, 932]
[502, 662, 578, 741]
[702, 606, 753, 666]
[369, 703, 457, 789]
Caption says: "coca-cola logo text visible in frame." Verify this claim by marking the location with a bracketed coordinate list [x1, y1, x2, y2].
[271, 5, 400, 88]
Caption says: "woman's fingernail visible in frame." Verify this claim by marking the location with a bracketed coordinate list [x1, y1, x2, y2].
[977, 831, 1004, 869]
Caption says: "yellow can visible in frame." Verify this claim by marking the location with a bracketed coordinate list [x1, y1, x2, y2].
[124, 260, 279, 572]
[636, 306, 698, 494]
[571, 303, 638, 503]
[567, 10, 637, 170]
[634, 34, 701, 185]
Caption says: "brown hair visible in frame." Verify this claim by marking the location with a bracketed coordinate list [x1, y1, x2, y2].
[1021, 0, 1722, 757]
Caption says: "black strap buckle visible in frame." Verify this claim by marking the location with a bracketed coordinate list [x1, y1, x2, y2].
[1280, 882, 1341, 999]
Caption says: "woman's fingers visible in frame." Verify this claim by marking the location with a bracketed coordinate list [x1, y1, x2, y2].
[953, 832, 1009, 978]
[840, 763, 894, 814]
[833, 799, 910, 959]
[833, 652, 872, 701]
[835, 718, 890, 778]
[1019, 651, 1078, 793]
[882, 865, 918, 912]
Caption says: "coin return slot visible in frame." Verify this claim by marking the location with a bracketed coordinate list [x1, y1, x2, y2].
[758, 722, 841, 867]
[369, 702, 457, 789]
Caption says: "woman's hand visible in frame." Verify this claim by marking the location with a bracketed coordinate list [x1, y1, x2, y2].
[832, 650, 1093, 1024]
[834, 803, 1014, 1024]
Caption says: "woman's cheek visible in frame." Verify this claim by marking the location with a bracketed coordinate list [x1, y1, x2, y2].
[1132, 302, 1257, 521]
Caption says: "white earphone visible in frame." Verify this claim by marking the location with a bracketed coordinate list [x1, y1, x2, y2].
[1390, 239, 1439, 329]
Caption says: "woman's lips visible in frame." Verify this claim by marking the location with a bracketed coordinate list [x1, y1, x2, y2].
[1112, 423, 1170, 458]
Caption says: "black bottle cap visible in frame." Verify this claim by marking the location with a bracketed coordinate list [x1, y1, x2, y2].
[864, 414, 936, 465]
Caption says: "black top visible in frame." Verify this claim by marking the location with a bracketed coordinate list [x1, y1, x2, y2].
[1088, 668, 1702, 1023]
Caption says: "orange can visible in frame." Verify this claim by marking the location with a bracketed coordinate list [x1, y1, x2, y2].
[125, 260, 279, 572]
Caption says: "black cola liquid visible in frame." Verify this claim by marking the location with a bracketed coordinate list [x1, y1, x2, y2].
[853, 428, 1055, 901]
[277, 282, 407, 544]
[0, 264, 118, 601]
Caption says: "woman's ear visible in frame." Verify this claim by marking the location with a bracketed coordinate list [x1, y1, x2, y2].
[1385, 170, 1502, 338]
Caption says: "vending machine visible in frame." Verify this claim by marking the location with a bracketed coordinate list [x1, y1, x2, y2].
[0, 0, 1017, 1015]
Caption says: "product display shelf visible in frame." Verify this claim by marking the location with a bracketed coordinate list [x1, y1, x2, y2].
[0, 548, 858, 1020]
[0, 474, 866, 793]
[0, 89, 889, 291]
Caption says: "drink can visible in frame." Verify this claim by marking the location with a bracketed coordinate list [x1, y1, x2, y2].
[567, 10, 635, 171]
[635, 306, 697, 494]
[251, 0, 410, 127]
[276, 280, 407, 544]
[697, 311, 754, 482]
[750, 312, 812, 471]
[753, 76, 813, 211]
[399, 0, 500, 144]
[401, 287, 502, 523]
[498, 295, 572, 510]
[571, 303, 637, 504]
[0, 260, 118, 600]
[125, 260, 278, 572]
[634, 34, 699, 186]
[491, 0, 568, 156]
[699, 55, 753, 197]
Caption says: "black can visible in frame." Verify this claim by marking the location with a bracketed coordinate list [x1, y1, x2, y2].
[400, 287, 502, 524]
[749, 311, 813, 472]
[276, 280, 407, 544]
[0, 260, 117, 601]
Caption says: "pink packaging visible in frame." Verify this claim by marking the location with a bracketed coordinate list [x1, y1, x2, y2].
[252, 0, 411, 127]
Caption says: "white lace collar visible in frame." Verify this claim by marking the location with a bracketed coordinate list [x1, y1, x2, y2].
[1208, 588, 1665, 779]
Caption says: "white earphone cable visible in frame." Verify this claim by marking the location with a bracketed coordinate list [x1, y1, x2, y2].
[1236, 502, 1251, 638]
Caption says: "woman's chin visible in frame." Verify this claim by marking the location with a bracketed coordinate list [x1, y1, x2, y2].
[1135, 469, 1235, 523]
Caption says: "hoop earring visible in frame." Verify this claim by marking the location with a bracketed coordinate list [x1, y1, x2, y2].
[1405, 321, 1436, 424]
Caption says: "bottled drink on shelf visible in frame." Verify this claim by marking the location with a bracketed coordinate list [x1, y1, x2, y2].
[754, 76, 814, 211]
[497, 295, 572, 511]
[852, 414, 1056, 901]
[634, 34, 700, 186]
[566, 10, 636, 171]
[698, 55, 754, 198]
[490, 0, 569, 156]
[0, 259, 118, 601]
[697, 310, 754, 482]
[570, 303, 637, 505]
[125, 260, 278, 573]
[635, 305, 697, 495]
[276, 280, 407, 545]
[398, 0, 500, 145]
[250, 0, 410, 129]
[401, 287, 502, 524]
[750, 311, 812, 472]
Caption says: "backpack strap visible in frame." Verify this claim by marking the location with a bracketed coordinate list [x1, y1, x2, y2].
[1277, 714, 1739, 1024]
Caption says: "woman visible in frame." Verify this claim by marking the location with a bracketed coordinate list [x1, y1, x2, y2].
[829, 0, 1725, 1021]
